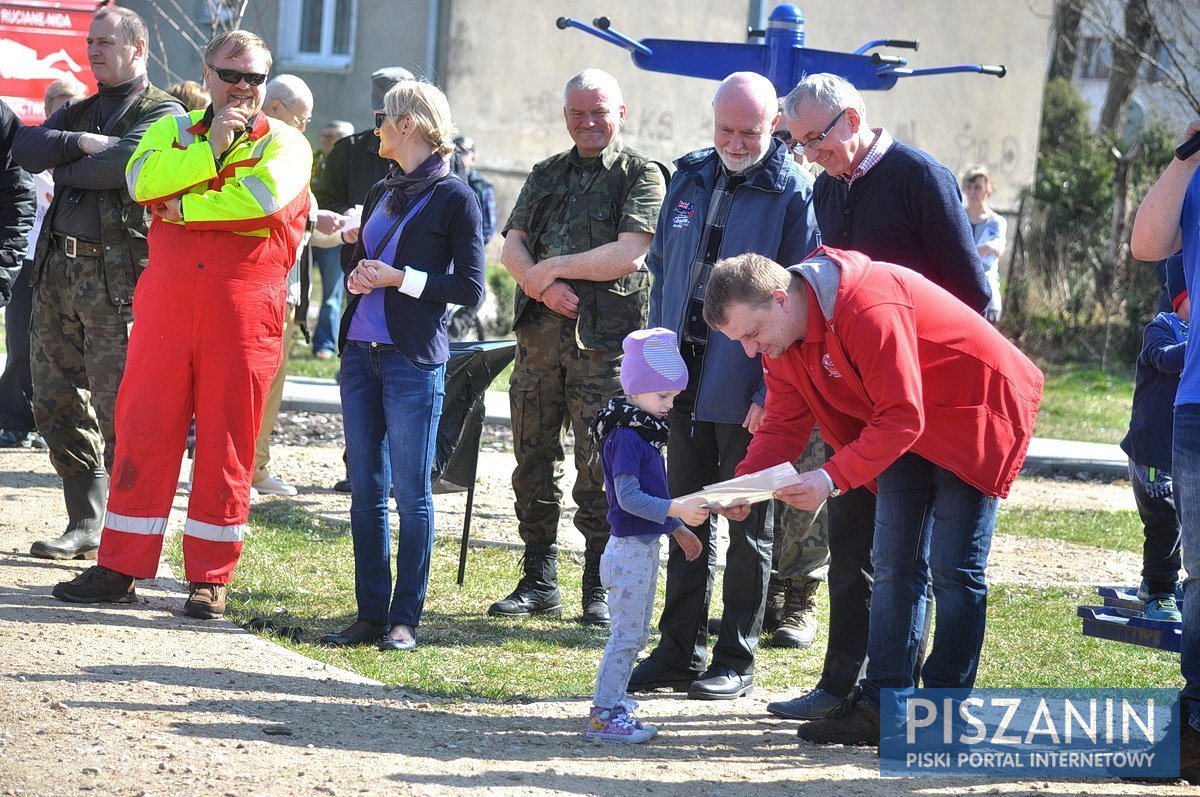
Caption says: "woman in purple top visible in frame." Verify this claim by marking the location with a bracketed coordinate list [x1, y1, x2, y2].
[319, 81, 485, 652]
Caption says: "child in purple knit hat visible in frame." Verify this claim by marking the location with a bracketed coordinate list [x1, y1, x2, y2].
[584, 328, 707, 743]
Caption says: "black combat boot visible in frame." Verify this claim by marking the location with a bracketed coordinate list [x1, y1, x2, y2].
[581, 550, 610, 627]
[31, 469, 107, 560]
[771, 577, 820, 648]
[762, 573, 787, 634]
[487, 543, 563, 618]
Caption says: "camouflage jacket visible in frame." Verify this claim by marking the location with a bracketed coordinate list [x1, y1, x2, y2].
[503, 137, 666, 351]
[31, 84, 178, 306]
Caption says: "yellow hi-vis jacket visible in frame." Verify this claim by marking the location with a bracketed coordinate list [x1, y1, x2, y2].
[126, 108, 312, 266]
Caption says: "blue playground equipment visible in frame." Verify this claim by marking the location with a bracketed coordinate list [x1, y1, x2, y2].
[1078, 586, 1182, 653]
[556, 4, 1006, 96]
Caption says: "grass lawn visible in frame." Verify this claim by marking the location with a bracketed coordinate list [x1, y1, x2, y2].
[169, 499, 1182, 703]
[1033, 362, 1133, 444]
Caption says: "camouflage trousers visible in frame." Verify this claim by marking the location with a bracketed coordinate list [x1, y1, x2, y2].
[30, 250, 132, 478]
[773, 426, 831, 585]
[510, 307, 622, 554]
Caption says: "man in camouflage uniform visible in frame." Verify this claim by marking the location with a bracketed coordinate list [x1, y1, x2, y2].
[767, 427, 829, 647]
[12, 6, 182, 560]
[490, 68, 666, 626]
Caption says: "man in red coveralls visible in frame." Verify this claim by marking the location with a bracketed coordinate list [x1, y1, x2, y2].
[52, 30, 312, 619]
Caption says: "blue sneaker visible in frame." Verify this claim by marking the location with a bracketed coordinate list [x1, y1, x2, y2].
[0, 429, 37, 448]
[1137, 579, 1184, 604]
[1143, 594, 1182, 622]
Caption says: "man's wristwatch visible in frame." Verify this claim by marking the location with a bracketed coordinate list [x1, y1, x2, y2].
[817, 467, 841, 498]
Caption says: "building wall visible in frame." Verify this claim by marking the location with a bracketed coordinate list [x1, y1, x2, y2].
[441, 0, 1054, 224]
[126, 0, 1052, 221]
[124, 0, 435, 139]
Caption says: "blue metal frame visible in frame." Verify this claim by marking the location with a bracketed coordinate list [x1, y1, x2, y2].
[556, 4, 1005, 95]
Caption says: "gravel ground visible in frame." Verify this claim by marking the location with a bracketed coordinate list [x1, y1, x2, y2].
[2, 415, 1189, 796]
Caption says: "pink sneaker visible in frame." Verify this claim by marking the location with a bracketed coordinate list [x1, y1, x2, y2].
[585, 700, 657, 744]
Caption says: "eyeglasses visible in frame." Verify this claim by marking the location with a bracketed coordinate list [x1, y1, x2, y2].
[207, 65, 268, 87]
[798, 108, 848, 151]
[374, 111, 388, 130]
[771, 129, 800, 154]
[284, 103, 311, 127]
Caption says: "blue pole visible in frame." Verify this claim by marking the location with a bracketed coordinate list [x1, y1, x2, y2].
[765, 4, 804, 96]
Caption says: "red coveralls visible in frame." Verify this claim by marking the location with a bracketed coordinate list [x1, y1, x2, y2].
[97, 109, 312, 583]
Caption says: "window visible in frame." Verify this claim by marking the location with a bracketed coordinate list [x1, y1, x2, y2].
[1078, 36, 1111, 80]
[278, 0, 357, 69]
[1146, 36, 1173, 84]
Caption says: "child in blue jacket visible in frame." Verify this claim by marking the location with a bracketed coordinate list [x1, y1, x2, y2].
[1121, 253, 1188, 620]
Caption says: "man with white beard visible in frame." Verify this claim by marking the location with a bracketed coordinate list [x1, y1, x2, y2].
[627, 71, 820, 700]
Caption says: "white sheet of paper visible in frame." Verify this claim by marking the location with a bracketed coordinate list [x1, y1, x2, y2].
[339, 204, 364, 233]
[674, 462, 802, 510]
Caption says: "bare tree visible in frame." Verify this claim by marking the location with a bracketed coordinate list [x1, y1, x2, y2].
[1048, 0, 1088, 81]
[140, 0, 250, 85]
[1098, 0, 1152, 133]
[1082, 0, 1200, 119]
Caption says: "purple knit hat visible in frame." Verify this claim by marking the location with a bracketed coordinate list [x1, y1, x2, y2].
[621, 328, 688, 395]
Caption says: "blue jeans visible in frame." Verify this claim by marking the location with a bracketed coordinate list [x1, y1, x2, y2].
[858, 453, 998, 707]
[340, 343, 445, 628]
[312, 246, 344, 355]
[1173, 404, 1200, 732]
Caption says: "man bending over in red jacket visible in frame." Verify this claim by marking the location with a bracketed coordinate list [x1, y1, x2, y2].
[705, 247, 1043, 746]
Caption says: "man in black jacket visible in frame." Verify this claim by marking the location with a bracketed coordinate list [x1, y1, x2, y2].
[12, 6, 182, 561]
[0, 100, 35, 308]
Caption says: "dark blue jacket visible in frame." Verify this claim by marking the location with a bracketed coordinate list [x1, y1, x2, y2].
[648, 137, 819, 424]
[338, 175, 485, 365]
[1121, 312, 1187, 470]
[814, 141, 990, 312]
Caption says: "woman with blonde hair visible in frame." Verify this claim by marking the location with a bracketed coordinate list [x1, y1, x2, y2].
[319, 80, 485, 651]
[961, 165, 1007, 323]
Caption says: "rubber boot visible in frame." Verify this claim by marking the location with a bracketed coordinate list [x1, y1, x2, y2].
[30, 469, 108, 560]
[581, 550, 610, 627]
[487, 543, 563, 618]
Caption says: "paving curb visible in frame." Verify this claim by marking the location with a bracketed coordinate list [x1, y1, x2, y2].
[282, 376, 1129, 480]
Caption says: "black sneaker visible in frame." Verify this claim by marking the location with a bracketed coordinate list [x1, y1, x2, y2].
[1182, 720, 1200, 784]
[796, 692, 881, 746]
[52, 565, 136, 604]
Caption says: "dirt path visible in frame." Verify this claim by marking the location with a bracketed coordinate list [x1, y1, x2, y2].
[1, 446, 1191, 796]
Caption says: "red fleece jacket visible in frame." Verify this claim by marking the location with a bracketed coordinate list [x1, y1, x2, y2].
[736, 247, 1043, 498]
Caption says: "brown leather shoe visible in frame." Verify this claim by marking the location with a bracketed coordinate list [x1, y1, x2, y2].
[52, 565, 136, 604]
[184, 582, 227, 619]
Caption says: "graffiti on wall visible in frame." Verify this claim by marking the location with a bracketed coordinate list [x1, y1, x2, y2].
[892, 119, 1022, 180]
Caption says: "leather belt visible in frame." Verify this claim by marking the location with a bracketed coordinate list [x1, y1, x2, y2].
[348, 339, 399, 351]
[51, 233, 103, 258]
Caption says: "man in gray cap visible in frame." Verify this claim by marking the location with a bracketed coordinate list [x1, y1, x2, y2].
[313, 65, 412, 492]
[315, 66, 412, 225]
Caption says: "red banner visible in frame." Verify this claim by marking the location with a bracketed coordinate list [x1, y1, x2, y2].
[0, 1, 99, 123]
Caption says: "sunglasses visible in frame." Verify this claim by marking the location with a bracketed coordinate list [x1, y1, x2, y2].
[771, 129, 800, 154]
[207, 64, 268, 87]
[374, 111, 387, 130]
